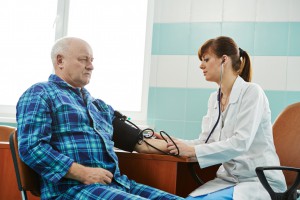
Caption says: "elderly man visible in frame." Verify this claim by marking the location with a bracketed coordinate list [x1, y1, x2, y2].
[16, 37, 183, 200]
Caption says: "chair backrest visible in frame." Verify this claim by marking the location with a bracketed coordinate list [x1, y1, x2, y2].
[273, 102, 300, 186]
[9, 130, 41, 199]
[0, 125, 15, 142]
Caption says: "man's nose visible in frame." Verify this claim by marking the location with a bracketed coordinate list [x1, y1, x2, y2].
[86, 62, 94, 70]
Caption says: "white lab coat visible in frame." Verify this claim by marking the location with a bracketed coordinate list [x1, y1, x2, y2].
[184, 76, 286, 200]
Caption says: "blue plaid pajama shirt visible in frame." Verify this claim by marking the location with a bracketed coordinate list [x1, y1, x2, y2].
[16, 74, 183, 200]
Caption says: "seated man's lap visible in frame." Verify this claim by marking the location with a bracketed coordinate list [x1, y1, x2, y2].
[57, 180, 183, 200]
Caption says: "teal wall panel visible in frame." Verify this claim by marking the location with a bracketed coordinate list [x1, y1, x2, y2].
[0, 122, 16, 127]
[222, 22, 256, 55]
[185, 88, 213, 121]
[152, 22, 300, 56]
[254, 22, 289, 56]
[148, 87, 187, 121]
[153, 119, 185, 138]
[265, 90, 300, 121]
[152, 23, 190, 55]
[188, 23, 222, 55]
[289, 22, 300, 56]
[184, 121, 202, 140]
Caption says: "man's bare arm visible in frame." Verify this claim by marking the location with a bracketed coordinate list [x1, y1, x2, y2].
[134, 138, 168, 154]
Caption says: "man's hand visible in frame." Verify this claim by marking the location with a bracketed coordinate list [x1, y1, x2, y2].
[65, 162, 113, 185]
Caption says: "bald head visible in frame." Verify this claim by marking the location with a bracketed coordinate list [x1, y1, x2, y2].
[50, 37, 94, 88]
[51, 37, 91, 67]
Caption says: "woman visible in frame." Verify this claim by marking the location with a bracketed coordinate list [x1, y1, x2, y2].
[167, 36, 286, 200]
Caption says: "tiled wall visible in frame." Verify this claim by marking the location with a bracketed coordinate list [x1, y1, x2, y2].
[147, 0, 300, 139]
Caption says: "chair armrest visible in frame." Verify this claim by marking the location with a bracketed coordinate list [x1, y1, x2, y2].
[256, 166, 300, 200]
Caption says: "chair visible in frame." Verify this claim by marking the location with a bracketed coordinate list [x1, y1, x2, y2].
[0, 125, 15, 142]
[256, 102, 300, 200]
[9, 130, 41, 200]
[0, 125, 17, 199]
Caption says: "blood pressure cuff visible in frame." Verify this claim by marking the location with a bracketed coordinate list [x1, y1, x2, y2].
[112, 111, 141, 152]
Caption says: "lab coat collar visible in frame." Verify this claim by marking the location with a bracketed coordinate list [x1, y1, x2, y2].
[229, 76, 247, 104]
[214, 76, 247, 109]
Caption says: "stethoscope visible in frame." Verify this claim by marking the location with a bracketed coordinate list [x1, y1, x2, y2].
[204, 60, 224, 143]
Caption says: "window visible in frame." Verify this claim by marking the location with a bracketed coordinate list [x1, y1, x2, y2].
[0, 0, 56, 122]
[0, 0, 153, 124]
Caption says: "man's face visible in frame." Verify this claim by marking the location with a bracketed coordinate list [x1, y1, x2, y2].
[57, 40, 94, 88]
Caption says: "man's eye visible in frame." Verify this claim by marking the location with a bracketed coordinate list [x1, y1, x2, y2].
[79, 57, 93, 62]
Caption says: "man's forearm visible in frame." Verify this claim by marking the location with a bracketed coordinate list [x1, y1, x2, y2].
[134, 139, 168, 154]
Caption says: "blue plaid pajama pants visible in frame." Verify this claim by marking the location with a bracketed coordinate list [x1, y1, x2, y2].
[54, 180, 184, 200]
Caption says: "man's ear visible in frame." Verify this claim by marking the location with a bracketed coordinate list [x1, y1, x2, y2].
[57, 54, 64, 69]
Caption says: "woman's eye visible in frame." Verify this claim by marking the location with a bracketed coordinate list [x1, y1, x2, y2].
[204, 58, 209, 62]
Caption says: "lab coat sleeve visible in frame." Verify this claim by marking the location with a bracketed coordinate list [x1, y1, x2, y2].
[195, 84, 266, 168]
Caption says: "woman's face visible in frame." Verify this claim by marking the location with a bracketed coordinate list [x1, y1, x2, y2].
[199, 52, 222, 83]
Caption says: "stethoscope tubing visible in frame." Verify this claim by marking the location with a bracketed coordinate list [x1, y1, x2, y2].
[205, 63, 223, 143]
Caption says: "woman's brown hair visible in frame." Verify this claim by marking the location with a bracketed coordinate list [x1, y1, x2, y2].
[198, 36, 252, 82]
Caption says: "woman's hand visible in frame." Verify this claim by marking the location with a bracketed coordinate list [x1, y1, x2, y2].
[153, 132, 163, 139]
[167, 139, 196, 158]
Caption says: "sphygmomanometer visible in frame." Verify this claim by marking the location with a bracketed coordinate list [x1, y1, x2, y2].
[112, 111, 179, 155]
[112, 111, 207, 185]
